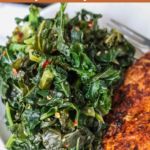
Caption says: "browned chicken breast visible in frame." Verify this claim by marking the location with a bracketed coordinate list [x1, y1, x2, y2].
[103, 53, 150, 150]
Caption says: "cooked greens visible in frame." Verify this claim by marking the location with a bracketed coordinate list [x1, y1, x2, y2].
[0, 4, 135, 150]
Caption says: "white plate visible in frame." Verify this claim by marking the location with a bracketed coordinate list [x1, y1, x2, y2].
[0, 3, 29, 45]
[1, 3, 150, 149]
[42, 3, 150, 40]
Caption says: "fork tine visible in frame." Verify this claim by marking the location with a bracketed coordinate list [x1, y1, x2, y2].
[111, 19, 150, 44]
[107, 22, 144, 44]
[107, 22, 146, 45]
[107, 21, 147, 56]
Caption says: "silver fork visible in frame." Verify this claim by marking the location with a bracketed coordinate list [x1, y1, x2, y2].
[107, 19, 150, 58]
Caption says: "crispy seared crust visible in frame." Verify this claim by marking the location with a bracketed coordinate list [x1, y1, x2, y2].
[103, 53, 150, 150]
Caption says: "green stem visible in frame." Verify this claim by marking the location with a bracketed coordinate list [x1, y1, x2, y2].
[40, 107, 57, 120]
[76, 137, 80, 150]
[95, 112, 104, 123]
[24, 86, 35, 97]
[75, 110, 80, 127]
[13, 84, 22, 94]
[37, 20, 46, 51]
[6, 134, 15, 148]
[6, 50, 12, 64]
[92, 67, 113, 82]
[6, 102, 13, 127]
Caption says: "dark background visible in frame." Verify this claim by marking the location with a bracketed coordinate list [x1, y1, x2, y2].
[24, 3, 50, 8]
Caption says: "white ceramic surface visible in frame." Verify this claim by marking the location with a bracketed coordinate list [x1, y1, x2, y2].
[0, 3, 29, 46]
[0, 3, 150, 149]
[41, 3, 150, 40]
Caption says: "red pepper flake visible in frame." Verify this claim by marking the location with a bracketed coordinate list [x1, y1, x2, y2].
[14, 27, 24, 43]
[88, 20, 94, 28]
[18, 32, 24, 42]
[12, 68, 18, 76]
[73, 120, 78, 127]
[42, 60, 51, 69]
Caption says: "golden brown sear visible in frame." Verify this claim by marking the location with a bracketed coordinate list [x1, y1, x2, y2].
[103, 53, 150, 150]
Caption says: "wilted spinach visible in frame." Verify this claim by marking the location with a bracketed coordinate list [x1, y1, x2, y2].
[0, 3, 135, 150]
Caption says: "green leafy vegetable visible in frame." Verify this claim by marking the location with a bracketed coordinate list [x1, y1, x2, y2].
[0, 3, 135, 150]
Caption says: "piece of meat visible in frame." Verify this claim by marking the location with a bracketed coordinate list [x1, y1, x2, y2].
[103, 53, 150, 150]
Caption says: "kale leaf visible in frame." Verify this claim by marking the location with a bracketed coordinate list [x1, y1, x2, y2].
[0, 3, 135, 150]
